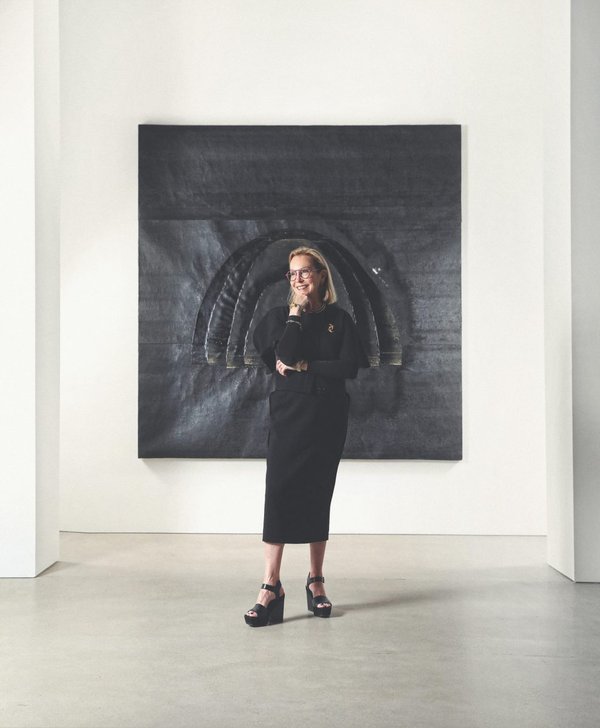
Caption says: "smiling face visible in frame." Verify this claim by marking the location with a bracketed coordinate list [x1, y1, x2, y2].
[289, 254, 327, 304]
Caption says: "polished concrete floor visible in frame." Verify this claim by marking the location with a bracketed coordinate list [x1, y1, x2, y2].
[1, 533, 599, 728]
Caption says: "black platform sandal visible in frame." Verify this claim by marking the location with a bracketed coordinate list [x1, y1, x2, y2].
[306, 574, 332, 618]
[244, 581, 285, 627]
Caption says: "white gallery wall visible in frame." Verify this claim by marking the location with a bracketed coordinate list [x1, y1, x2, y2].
[543, 1, 573, 576]
[60, 0, 551, 534]
[570, 0, 600, 580]
[1, 0, 60, 576]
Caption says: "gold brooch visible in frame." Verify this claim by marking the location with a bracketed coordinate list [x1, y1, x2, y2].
[328, 323, 335, 333]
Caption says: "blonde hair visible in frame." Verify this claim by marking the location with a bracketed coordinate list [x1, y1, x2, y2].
[286, 245, 337, 305]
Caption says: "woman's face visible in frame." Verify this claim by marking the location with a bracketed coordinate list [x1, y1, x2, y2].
[289, 254, 327, 302]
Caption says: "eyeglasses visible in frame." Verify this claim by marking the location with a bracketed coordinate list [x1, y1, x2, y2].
[285, 267, 320, 281]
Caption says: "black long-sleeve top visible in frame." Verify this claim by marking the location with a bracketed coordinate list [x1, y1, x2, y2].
[253, 303, 370, 395]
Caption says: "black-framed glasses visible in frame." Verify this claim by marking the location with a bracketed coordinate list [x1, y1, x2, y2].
[285, 267, 320, 281]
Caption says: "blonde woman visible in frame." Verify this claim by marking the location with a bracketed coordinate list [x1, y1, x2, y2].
[245, 245, 369, 627]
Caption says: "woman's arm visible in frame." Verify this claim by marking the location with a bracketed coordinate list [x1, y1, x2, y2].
[276, 357, 356, 378]
[275, 310, 305, 366]
[306, 358, 358, 379]
[277, 311, 369, 379]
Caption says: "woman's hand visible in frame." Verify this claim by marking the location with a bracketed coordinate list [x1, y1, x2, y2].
[290, 292, 310, 313]
[276, 359, 308, 376]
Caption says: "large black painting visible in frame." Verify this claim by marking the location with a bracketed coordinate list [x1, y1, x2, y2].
[139, 125, 461, 459]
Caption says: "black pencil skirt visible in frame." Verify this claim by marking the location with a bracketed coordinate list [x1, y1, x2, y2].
[262, 387, 350, 544]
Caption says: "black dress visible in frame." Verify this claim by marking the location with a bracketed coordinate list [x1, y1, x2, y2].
[252, 303, 370, 543]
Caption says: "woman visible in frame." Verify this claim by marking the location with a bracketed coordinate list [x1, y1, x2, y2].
[244, 245, 369, 627]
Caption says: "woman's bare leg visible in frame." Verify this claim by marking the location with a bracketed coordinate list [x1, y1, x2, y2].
[308, 540, 331, 609]
[246, 541, 285, 617]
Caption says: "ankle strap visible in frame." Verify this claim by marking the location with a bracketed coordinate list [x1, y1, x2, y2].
[261, 580, 281, 593]
[307, 575, 325, 585]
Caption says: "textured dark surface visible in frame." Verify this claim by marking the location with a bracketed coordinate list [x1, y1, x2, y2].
[138, 125, 462, 459]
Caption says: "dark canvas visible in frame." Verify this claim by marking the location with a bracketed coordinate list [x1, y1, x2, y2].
[138, 125, 462, 459]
